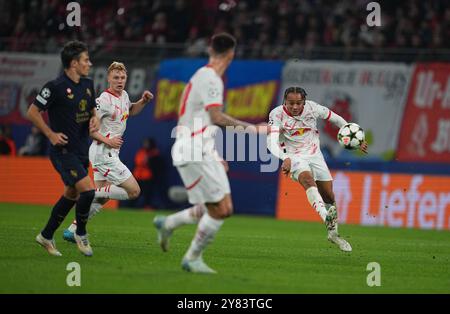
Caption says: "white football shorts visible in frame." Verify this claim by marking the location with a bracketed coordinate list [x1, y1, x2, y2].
[176, 160, 230, 204]
[289, 152, 333, 182]
[91, 156, 132, 185]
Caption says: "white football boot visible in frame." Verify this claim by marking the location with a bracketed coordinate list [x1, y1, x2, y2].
[326, 205, 352, 252]
[36, 233, 62, 256]
[74, 233, 93, 257]
[153, 216, 173, 252]
[181, 256, 217, 274]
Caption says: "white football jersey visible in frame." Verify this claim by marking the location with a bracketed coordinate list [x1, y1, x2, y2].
[268, 100, 338, 156]
[89, 89, 131, 163]
[172, 65, 224, 165]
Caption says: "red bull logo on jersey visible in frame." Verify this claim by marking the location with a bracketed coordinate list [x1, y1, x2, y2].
[290, 128, 311, 137]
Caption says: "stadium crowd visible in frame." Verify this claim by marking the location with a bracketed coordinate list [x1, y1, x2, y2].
[1, 0, 448, 58]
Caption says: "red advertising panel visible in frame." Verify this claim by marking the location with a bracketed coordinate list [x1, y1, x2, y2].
[277, 171, 450, 230]
[0, 157, 117, 209]
[397, 63, 450, 163]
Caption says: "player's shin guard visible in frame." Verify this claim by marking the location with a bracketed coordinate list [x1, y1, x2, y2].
[165, 204, 206, 230]
[75, 190, 95, 236]
[184, 213, 224, 260]
[95, 185, 129, 200]
[41, 196, 76, 239]
[305, 187, 328, 222]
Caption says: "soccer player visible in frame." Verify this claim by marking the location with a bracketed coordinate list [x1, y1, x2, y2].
[27, 41, 99, 257]
[266, 87, 368, 252]
[62, 61, 153, 241]
[153, 33, 266, 274]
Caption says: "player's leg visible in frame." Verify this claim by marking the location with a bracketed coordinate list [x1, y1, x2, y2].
[181, 195, 231, 274]
[316, 180, 338, 230]
[154, 162, 204, 252]
[153, 203, 207, 252]
[88, 160, 130, 218]
[166, 203, 207, 229]
[181, 161, 231, 274]
[37, 151, 83, 256]
[64, 161, 133, 243]
[93, 160, 135, 200]
[118, 175, 141, 200]
[36, 185, 78, 256]
[313, 154, 352, 252]
[153, 159, 230, 251]
[73, 175, 95, 256]
[316, 180, 336, 210]
[292, 169, 329, 222]
[64, 180, 108, 242]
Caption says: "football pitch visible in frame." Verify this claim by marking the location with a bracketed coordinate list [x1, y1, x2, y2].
[1, 203, 449, 294]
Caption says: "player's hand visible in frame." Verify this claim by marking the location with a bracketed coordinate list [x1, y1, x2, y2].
[89, 116, 100, 133]
[281, 158, 291, 176]
[49, 132, 68, 146]
[107, 136, 123, 149]
[141, 90, 153, 103]
[359, 141, 368, 154]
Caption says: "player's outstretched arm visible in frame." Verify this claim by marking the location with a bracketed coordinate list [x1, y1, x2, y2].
[129, 90, 153, 116]
[27, 104, 68, 146]
[208, 107, 267, 133]
[314, 103, 348, 129]
[208, 106, 250, 128]
[326, 109, 347, 129]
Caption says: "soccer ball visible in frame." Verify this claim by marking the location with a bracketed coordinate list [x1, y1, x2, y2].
[337, 123, 365, 150]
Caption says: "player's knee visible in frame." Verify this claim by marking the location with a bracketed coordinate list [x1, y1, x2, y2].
[298, 176, 315, 190]
[127, 186, 141, 200]
[64, 188, 79, 201]
[217, 203, 233, 219]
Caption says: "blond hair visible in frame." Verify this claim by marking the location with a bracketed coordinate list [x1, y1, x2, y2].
[108, 61, 127, 74]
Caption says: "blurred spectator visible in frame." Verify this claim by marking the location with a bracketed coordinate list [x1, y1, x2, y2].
[0, 125, 16, 156]
[132, 137, 163, 209]
[18, 126, 47, 156]
[145, 12, 169, 43]
[0, 0, 448, 58]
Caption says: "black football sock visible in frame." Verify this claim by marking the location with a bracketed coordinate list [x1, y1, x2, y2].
[41, 196, 76, 239]
[75, 190, 95, 236]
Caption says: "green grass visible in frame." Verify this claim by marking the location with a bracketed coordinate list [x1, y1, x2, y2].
[0, 203, 449, 293]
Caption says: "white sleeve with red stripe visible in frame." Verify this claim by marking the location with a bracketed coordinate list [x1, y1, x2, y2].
[267, 131, 287, 161]
[267, 107, 287, 160]
[95, 93, 111, 119]
[201, 76, 224, 111]
[312, 101, 347, 128]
